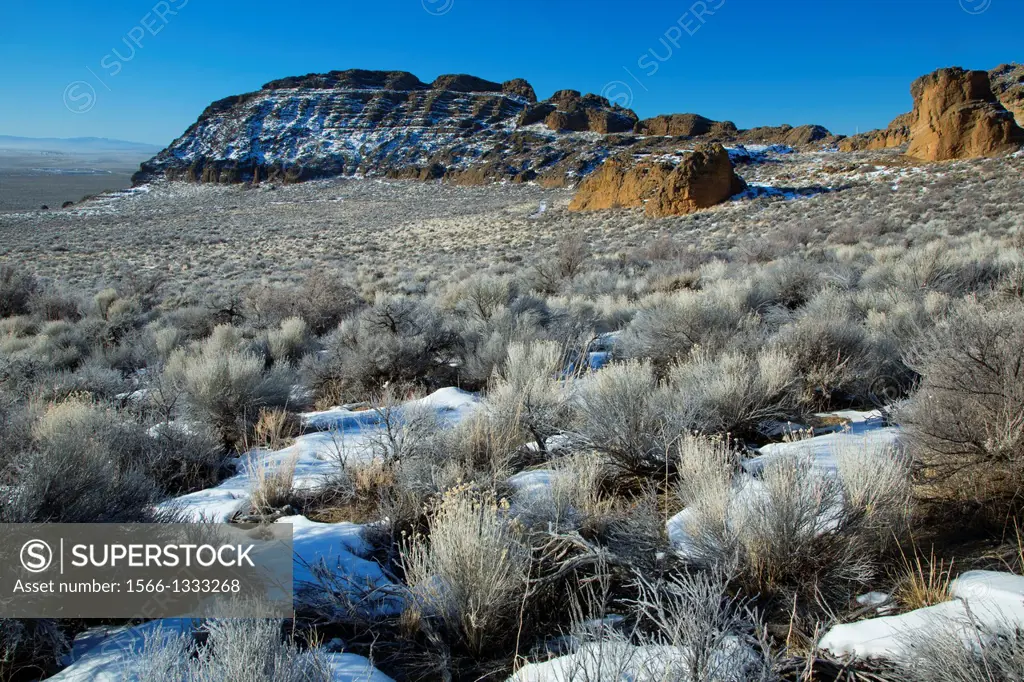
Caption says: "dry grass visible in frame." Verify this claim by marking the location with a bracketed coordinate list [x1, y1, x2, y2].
[251, 407, 300, 451]
[248, 452, 299, 514]
[892, 543, 955, 611]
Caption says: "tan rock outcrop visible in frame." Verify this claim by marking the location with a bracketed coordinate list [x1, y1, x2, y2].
[739, 124, 835, 147]
[569, 143, 746, 218]
[635, 114, 738, 138]
[905, 67, 1024, 161]
[839, 112, 913, 152]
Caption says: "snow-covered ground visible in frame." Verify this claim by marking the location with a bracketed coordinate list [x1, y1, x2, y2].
[820, 571, 1024, 662]
[48, 617, 395, 681]
[55, 388, 480, 681]
[667, 409, 900, 561]
[50, 395, 1024, 679]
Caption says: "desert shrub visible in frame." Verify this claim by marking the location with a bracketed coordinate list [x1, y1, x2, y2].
[834, 440, 913, 549]
[162, 305, 218, 341]
[678, 444, 911, 609]
[363, 387, 438, 465]
[532, 231, 591, 294]
[100, 295, 150, 346]
[446, 273, 520, 321]
[27, 286, 81, 321]
[400, 485, 530, 657]
[124, 619, 332, 682]
[574, 360, 691, 476]
[296, 271, 363, 335]
[455, 305, 548, 389]
[900, 302, 1024, 496]
[0, 618, 66, 680]
[306, 297, 460, 404]
[148, 421, 225, 495]
[0, 265, 37, 318]
[267, 317, 314, 366]
[616, 290, 754, 373]
[244, 283, 300, 329]
[3, 399, 160, 522]
[749, 258, 827, 310]
[513, 452, 608, 533]
[628, 571, 777, 682]
[20, 320, 94, 371]
[94, 327, 160, 373]
[668, 349, 801, 440]
[487, 340, 573, 453]
[164, 340, 292, 451]
[153, 326, 185, 359]
[774, 310, 877, 409]
[34, 363, 126, 402]
[540, 570, 776, 682]
[390, 406, 524, 511]
[893, 619, 1024, 682]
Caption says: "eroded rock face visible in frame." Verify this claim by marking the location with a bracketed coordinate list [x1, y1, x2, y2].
[905, 67, 1024, 161]
[134, 69, 636, 186]
[839, 112, 913, 152]
[635, 113, 738, 138]
[568, 143, 746, 218]
[635, 115, 836, 148]
[990, 63, 1024, 127]
[518, 90, 639, 134]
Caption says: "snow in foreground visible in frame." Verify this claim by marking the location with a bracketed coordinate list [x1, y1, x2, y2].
[48, 617, 394, 681]
[54, 388, 479, 681]
[820, 570, 1024, 661]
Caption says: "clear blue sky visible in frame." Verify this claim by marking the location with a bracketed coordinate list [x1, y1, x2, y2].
[1, 0, 1020, 146]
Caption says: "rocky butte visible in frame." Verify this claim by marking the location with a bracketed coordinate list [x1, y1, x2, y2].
[132, 65, 1024, 217]
[132, 68, 836, 190]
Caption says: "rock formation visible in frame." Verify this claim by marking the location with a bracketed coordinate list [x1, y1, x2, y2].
[134, 69, 640, 186]
[133, 68, 842, 187]
[990, 63, 1024, 127]
[568, 143, 746, 218]
[634, 113, 738, 138]
[634, 115, 836, 148]
[839, 112, 913, 152]
[905, 67, 1024, 161]
[518, 90, 639, 134]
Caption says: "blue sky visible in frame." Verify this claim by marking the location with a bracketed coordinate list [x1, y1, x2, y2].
[1, 0, 1020, 146]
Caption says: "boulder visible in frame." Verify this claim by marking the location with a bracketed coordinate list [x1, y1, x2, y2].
[905, 67, 1024, 161]
[569, 143, 746, 218]
[635, 113, 738, 138]
[990, 63, 1024, 127]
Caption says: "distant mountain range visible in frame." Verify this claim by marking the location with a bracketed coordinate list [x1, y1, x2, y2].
[0, 136, 162, 154]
